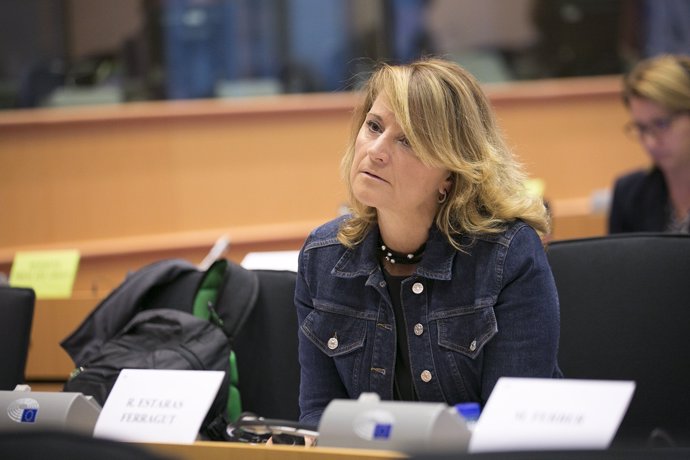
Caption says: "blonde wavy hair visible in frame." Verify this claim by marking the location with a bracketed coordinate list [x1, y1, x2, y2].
[338, 58, 549, 249]
[622, 54, 690, 111]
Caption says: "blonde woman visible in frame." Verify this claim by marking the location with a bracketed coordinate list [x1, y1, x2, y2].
[610, 54, 690, 233]
[295, 58, 561, 428]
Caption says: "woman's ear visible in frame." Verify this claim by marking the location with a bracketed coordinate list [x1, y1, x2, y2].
[441, 173, 453, 194]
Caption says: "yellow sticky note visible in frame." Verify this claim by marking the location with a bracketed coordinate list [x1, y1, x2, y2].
[9, 250, 81, 299]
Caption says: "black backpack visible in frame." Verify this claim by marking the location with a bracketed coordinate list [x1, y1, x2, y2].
[61, 258, 259, 439]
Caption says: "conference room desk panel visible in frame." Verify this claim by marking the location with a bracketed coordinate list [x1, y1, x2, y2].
[144, 441, 406, 460]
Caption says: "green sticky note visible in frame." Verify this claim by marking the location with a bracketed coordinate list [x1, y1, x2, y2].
[9, 250, 81, 299]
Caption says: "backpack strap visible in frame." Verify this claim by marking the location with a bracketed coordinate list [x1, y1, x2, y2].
[213, 261, 260, 340]
[192, 258, 260, 423]
[193, 259, 228, 322]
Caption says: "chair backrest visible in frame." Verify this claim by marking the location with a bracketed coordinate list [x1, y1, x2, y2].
[233, 269, 300, 421]
[547, 233, 690, 447]
[0, 286, 36, 390]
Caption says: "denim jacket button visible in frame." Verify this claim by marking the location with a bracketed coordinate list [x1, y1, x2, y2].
[413, 323, 424, 336]
[420, 370, 432, 382]
[412, 282, 424, 294]
[469, 340, 477, 351]
[379, 281, 386, 288]
[327, 337, 339, 350]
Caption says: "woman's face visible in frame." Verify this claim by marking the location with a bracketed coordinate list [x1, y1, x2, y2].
[350, 94, 451, 221]
[628, 96, 690, 172]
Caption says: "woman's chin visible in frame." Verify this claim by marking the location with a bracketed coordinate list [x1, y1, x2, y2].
[352, 190, 383, 209]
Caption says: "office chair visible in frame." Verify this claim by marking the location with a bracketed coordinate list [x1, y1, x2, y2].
[546, 233, 690, 448]
[0, 286, 35, 390]
[233, 269, 300, 422]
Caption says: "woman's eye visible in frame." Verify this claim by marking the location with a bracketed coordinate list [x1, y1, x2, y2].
[366, 120, 382, 133]
[399, 137, 411, 148]
[652, 118, 672, 130]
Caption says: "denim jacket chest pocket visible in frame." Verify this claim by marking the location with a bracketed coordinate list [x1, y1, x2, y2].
[300, 301, 370, 357]
[430, 302, 498, 359]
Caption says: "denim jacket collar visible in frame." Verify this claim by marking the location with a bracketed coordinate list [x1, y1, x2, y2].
[332, 224, 457, 281]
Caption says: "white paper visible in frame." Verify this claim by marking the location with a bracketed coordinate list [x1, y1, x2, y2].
[93, 369, 225, 444]
[469, 377, 635, 453]
[241, 250, 299, 272]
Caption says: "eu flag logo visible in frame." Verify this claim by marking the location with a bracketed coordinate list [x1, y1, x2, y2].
[21, 408, 38, 423]
[373, 423, 392, 439]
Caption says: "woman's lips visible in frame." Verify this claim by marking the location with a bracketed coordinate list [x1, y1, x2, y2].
[363, 170, 388, 183]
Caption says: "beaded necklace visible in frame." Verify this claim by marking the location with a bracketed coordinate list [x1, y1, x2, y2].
[379, 239, 426, 265]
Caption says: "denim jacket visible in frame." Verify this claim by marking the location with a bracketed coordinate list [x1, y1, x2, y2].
[295, 215, 561, 427]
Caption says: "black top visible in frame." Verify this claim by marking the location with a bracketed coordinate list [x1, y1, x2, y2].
[382, 269, 418, 401]
[609, 167, 671, 233]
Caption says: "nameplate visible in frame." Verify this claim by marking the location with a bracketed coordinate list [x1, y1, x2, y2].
[469, 377, 635, 453]
[10, 249, 80, 299]
[93, 369, 224, 444]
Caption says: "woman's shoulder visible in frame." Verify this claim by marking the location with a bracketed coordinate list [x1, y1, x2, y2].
[303, 215, 349, 250]
[614, 167, 663, 191]
[469, 220, 539, 248]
